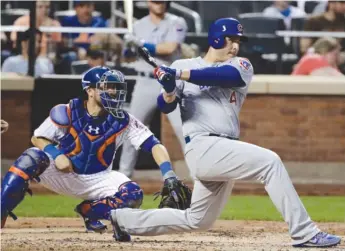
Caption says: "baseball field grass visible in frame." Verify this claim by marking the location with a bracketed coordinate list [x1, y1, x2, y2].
[14, 195, 345, 222]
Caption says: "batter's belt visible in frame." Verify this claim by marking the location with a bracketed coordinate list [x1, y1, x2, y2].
[184, 133, 239, 144]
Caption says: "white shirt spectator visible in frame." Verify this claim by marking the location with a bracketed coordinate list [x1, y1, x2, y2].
[2, 55, 54, 77]
[263, 5, 306, 29]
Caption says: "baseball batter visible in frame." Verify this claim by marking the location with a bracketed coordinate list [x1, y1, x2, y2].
[109, 18, 341, 248]
[119, 0, 188, 177]
[1, 67, 189, 232]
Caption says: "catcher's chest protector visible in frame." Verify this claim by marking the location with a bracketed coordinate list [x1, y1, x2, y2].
[58, 98, 129, 174]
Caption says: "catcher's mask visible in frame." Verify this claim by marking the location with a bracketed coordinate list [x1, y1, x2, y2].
[115, 181, 143, 209]
[96, 70, 127, 119]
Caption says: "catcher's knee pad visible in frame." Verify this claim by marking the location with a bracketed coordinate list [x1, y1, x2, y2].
[75, 181, 143, 221]
[1, 147, 50, 227]
[115, 181, 143, 209]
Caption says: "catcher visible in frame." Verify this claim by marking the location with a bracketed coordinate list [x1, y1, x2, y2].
[1, 66, 192, 232]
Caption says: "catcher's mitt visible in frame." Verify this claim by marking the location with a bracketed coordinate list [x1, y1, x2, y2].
[154, 178, 192, 210]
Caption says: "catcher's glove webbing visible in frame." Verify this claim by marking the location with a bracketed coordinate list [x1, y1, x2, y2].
[154, 177, 192, 210]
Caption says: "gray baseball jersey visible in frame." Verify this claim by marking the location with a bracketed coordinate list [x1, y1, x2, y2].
[131, 13, 187, 71]
[172, 56, 254, 139]
[114, 55, 320, 245]
[119, 13, 187, 177]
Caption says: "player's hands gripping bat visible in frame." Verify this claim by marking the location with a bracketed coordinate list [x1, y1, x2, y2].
[138, 47, 177, 94]
[154, 177, 192, 210]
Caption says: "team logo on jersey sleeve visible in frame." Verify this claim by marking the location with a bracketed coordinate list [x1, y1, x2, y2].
[238, 58, 251, 71]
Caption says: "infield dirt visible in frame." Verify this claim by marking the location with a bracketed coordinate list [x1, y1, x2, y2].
[2, 218, 344, 251]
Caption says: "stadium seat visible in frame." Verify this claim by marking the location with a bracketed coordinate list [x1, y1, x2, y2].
[238, 13, 285, 35]
[250, 1, 273, 13]
[71, 60, 115, 75]
[198, 1, 243, 32]
[304, 1, 321, 14]
[290, 17, 306, 56]
[1, 8, 29, 26]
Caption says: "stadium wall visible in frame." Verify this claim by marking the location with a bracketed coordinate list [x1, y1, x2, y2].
[1, 74, 345, 163]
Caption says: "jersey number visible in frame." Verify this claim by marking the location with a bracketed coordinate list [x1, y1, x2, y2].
[230, 91, 237, 104]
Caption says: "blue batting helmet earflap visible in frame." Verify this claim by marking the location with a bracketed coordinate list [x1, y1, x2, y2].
[81, 66, 111, 90]
[208, 18, 248, 49]
[115, 181, 143, 209]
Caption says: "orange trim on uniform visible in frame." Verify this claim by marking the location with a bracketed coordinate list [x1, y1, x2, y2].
[96, 134, 117, 167]
[9, 166, 29, 180]
[85, 132, 101, 141]
[96, 125, 129, 167]
[66, 127, 82, 157]
[80, 203, 91, 215]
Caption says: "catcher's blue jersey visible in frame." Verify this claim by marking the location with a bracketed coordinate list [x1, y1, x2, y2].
[50, 98, 129, 174]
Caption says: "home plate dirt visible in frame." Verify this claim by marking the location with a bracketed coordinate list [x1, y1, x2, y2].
[2, 218, 344, 251]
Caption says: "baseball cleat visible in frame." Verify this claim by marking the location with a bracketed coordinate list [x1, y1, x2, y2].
[74, 207, 107, 234]
[83, 219, 107, 233]
[293, 232, 341, 248]
[110, 210, 131, 242]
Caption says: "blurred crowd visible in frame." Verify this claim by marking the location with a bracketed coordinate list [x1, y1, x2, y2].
[1, 0, 344, 77]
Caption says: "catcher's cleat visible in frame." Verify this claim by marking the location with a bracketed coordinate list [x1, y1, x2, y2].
[110, 210, 131, 242]
[1, 216, 8, 228]
[74, 206, 107, 233]
[293, 232, 341, 248]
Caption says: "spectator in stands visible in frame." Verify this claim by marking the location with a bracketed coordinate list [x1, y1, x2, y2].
[10, 0, 61, 57]
[61, 0, 122, 60]
[2, 29, 54, 77]
[292, 37, 344, 76]
[263, 1, 306, 30]
[300, 0, 345, 54]
[86, 49, 105, 68]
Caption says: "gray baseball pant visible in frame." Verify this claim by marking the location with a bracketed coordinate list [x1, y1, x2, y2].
[114, 135, 320, 245]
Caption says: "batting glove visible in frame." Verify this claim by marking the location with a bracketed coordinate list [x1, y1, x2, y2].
[160, 66, 182, 80]
[123, 33, 145, 47]
[154, 68, 176, 95]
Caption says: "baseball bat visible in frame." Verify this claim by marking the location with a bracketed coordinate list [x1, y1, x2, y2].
[137, 46, 172, 81]
[137, 46, 158, 68]
[124, 0, 134, 33]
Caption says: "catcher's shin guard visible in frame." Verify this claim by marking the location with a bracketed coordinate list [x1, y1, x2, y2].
[74, 196, 124, 233]
[1, 148, 50, 228]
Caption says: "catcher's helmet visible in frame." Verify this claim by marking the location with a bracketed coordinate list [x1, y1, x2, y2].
[208, 18, 248, 49]
[81, 66, 111, 90]
[96, 69, 127, 118]
[82, 67, 127, 118]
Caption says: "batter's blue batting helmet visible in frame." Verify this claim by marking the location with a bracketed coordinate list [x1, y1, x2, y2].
[81, 66, 111, 90]
[208, 18, 248, 49]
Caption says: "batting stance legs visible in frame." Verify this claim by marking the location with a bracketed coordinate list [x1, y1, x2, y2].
[119, 78, 185, 177]
[112, 136, 319, 246]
